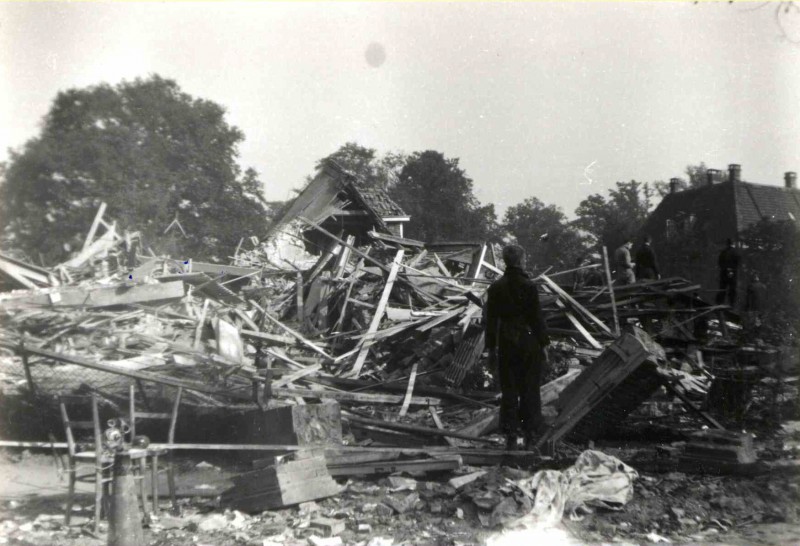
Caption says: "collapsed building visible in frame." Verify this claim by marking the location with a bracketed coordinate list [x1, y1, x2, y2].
[0, 160, 796, 545]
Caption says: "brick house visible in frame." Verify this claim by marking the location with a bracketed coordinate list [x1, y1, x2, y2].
[639, 164, 799, 302]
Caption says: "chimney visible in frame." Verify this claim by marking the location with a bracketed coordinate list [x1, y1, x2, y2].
[669, 178, 681, 194]
[785, 171, 797, 189]
[706, 169, 720, 186]
[728, 164, 742, 183]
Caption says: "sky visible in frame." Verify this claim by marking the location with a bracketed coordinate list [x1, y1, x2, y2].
[1, 1, 799, 219]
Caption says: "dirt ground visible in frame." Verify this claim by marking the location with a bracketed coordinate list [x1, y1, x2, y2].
[1, 446, 799, 546]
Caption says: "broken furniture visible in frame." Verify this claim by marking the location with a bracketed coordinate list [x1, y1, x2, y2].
[59, 394, 147, 533]
[128, 384, 183, 513]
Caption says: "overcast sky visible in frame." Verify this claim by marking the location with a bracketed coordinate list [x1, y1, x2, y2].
[1, 1, 799, 218]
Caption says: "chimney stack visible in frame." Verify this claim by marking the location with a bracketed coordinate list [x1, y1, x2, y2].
[669, 178, 681, 194]
[786, 171, 797, 189]
[728, 164, 742, 183]
[706, 169, 720, 186]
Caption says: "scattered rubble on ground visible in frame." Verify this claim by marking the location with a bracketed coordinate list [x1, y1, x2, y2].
[0, 168, 797, 545]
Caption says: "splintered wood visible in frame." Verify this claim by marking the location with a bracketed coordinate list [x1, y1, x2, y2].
[0, 196, 743, 457]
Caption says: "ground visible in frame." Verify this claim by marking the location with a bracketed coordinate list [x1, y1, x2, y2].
[1, 445, 799, 546]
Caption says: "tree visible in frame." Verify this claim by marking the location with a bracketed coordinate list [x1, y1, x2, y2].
[653, 162, 729, 197]
[574, 180, 655, 251]
[502, 197, 589, 271]
[739, 219, 800, 341]
[313, 142, 406, 191]
[0, 75, 269, 263]
[389, 150, 498, 243]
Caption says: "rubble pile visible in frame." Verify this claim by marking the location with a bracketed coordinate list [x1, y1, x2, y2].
[0, 164, 796, 545]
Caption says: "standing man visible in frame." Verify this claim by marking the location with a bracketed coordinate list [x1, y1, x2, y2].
[614, 240, 636, 286]
[634, 236, 660, 281]
[716, 238, 740, 306]
[485, 245, 549, 450]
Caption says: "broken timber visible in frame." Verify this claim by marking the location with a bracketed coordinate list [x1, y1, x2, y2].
[536, 328, 663, 448]
[0, 280, 185, 309]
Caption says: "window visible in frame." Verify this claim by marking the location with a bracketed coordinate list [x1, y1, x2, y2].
[665, 219, 677, 239]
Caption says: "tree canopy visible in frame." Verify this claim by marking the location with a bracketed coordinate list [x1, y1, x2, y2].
[314, 142, 405, 191]
[389, 151, 498, 243]
[0, 75, 269, 263]
[503, 197, 588, 271]
[574, 180, 655, 252]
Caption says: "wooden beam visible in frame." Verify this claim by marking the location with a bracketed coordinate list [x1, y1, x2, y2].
[345, 415, 497, 444]
[17, 345, 236, 396]
[0, 280, 186, 309]
[81, 202, 107, 252]
[274, 387, 440, 406]
[540, 274, 614, 337]
[350, 249, 405, 377]
[262, 311, 334, 361]
[602, 246, 620, 336]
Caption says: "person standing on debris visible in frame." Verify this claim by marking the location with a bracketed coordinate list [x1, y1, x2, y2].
[614, 240, 635, 285]
[716, 238, 740, 306]
[634, 236, 660, 281]
[485, 244, 550, 450]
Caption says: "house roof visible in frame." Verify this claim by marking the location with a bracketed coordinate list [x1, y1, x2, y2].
[354, 187, 408, 219]
[644, 180, 800, 242]
[733, 180, 800, 227]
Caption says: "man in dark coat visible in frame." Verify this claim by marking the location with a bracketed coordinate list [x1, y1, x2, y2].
[716, 239, 740, 306]
[485, 245, 549, 450]
[634, 236, 660, 281]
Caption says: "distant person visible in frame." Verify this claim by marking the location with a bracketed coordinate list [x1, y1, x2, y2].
[745, 272, 767, 334]
[634, 236, 660, 281]
[716, 239, 740, 306]
[614, 241, 635, 286]
[485, 245, 550, 450]
[573, 252, 604, 292]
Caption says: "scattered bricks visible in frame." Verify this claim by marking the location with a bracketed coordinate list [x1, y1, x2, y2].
[309, 518, 346, 537]
[387, 476, 417, 491]
[384, 492, 420, 515]
[448, 470, 486, 490]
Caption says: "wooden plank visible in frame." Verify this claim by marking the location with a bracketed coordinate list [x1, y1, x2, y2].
[274, 387, 440, 406]
[0, 259, 37, 289]
[398, 362, 419, 417]
[345, 415, 497, 444]
[428, 407, 457, 447]
[0, 280, 186, 309]
[295, 271, 304, 323]
[327, 455, 461, 477]
[433, 253, 452, 277]
[81, 202, 107, 252]
[240, 330, 297, 346]
[18, 345, 234, 396]
[193, 299, 209, 350]
[333, 235, 356, 279]
[540, 274, 614, 337]
[602, 246, 620, 336]
[188, 262, 262, 277]
[262, 311, 334, 360]
[272, 364, 322, 388]
[350, 249, 405, 377]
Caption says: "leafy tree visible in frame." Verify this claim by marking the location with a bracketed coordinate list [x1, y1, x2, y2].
[314, 142, 406, 191]
[739, 218, 800, 342]
[389, 150, 498, 243]
[502, 197, 588, 271]
[653, 162, 729, 197]
[574, 180, 655, 251]
[0, 75, 269, 263]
